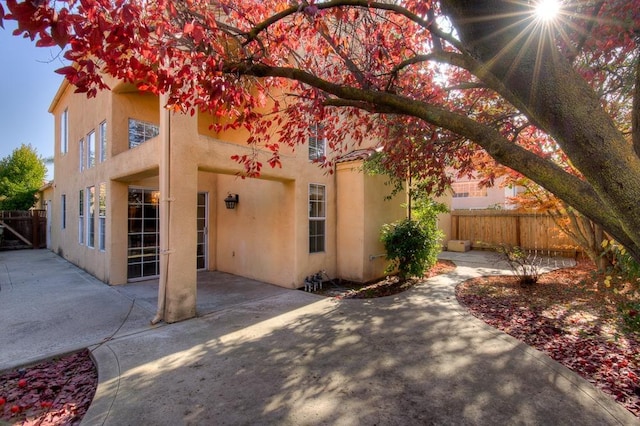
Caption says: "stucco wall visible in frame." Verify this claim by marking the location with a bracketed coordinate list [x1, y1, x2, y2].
[336, 161, 405, 282]
[48, 78, 400, 312]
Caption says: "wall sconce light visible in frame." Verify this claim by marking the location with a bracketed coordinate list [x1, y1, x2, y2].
[224, 193, 239, 209]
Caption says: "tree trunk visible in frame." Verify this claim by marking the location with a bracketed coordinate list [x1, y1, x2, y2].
[441, 0, 640, 262]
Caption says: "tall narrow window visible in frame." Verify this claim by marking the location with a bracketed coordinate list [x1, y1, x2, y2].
[99, 121, 107, 162]
[87, 131, 95, 168]
[61, 194, 66, 229]
[308, 123, 326, 161]
[309, 184, 326, 253]
[98, 183, 106, 251]
[79, 138, 85, 171]
[87, 186, 95, 248]
[61, 109, 68, 154]
[78, 189, 85, 244]
[128, 119, 159, 148]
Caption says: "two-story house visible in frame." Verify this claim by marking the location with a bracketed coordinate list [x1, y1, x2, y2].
[47, 76, 404, 322]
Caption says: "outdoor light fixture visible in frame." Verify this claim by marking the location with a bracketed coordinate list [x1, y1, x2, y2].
[224, 193, 239, 209]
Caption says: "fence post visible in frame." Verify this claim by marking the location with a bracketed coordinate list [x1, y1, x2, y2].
[32, 212, 39, 249]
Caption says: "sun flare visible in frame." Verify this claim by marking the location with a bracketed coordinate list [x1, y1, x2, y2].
[534, 0, 561, 22]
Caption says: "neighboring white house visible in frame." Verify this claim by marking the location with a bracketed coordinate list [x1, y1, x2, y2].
[450, 174, 521, 210]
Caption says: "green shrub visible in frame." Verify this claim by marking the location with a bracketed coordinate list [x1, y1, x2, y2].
[381, 218, 440, 280]
[618, 301, 640, 335]
[600, 239, 640, 285]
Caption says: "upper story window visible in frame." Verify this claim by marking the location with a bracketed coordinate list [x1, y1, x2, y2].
[99, 121, 107, 162]
[129, 119, 159, 148]
[61, 109, 68, 154]
[87, 130, 95, 168]
[308, 124, 326, 161]
[79, 138, 85, 172]
[451, 181, 488, 198]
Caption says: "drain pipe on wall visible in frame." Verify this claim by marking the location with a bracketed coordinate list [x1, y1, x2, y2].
[152, 95, 172, 325]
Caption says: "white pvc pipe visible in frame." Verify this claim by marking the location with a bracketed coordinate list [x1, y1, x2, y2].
[152, 94, 171, 325]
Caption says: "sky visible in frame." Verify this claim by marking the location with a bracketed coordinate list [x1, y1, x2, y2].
[0, 20, 66, 180]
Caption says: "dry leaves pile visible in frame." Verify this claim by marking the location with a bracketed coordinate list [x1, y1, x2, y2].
[0, 350, 96, 425]
[456, 260, 640, 418]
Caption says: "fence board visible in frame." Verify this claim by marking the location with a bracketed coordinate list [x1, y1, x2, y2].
[451, 210, 579, 255]
[0, 210, 47, 250]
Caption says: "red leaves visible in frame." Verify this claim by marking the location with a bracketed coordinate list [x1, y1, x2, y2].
[0, 349, 97, 425]
[457, 269, 640, 418]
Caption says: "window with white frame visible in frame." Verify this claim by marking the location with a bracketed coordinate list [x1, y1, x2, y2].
[79, 138, 85, 171]
[309, 184, 326, 253]
[99, 121, 107, 162]
[98, 183, 106, 251]
[308, 123, 326, 161]
[78, 189, 85, 244]
[87, 131, 95, 168]
[87, 186, 95, 248]
[128, 119, 159, 148]
[61, 109, 68, 154]
[451, 181, 488, 198]
[61, 194, 66, 229]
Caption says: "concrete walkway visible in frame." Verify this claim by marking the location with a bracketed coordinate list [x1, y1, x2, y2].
[1, 249, 638, 425]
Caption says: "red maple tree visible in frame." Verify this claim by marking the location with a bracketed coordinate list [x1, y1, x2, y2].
[3, 0, 640, 261]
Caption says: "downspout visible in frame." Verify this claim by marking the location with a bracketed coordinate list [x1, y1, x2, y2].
[152, 94, 171, 325]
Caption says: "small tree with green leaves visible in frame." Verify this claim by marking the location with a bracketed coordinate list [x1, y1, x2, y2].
[0, 144, 47, 211]
[381, 207, 444, 281]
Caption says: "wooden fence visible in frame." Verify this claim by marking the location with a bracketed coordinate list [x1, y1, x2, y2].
[450, 210, 580, 256]
[0, 210, 47, 250]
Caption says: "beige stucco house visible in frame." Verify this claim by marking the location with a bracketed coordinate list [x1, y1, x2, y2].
[47, 76, 404, 322]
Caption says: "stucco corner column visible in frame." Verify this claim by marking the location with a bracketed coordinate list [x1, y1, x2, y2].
[157, 99, 198, 323]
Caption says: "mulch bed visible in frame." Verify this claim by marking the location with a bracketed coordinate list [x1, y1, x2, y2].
[312, 259, 457, 299]
[0, 349, 97, 425]
[456, 259, 640, 418]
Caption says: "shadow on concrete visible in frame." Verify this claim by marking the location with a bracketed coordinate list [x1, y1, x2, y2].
[88, 266, 635, 425]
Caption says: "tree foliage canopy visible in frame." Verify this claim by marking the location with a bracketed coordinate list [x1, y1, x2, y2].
[0, 144, 47, 211]
[3, 0, 640, 260]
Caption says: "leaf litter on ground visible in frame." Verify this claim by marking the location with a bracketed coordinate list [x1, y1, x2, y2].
[0, 349, 97, 425]
[456, 259, 640, 418]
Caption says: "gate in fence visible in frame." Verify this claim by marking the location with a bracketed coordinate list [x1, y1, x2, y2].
[0, 210, 47, 250]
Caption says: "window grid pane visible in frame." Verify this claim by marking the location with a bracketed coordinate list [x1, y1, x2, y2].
[61, 194, 66, 229]
[61, 109, 68, 154]
[87, 131, 95, 168]
[308, 124, 326, 161]
[99, 183, 106, 251]
[78, 189, 84, 244]
[129, 119, 159, 149]
[128, 188, 160, 279]
[87, 186, 95, 248]
[99, 121, 107, 162]
[308, 184, 326, 253]
[79, 139, 85, 171]
[451, 181, 487, 198]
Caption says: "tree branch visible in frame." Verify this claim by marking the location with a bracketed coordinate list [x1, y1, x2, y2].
[219, 62, 640, 247]
[633, 47, 640, 157]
